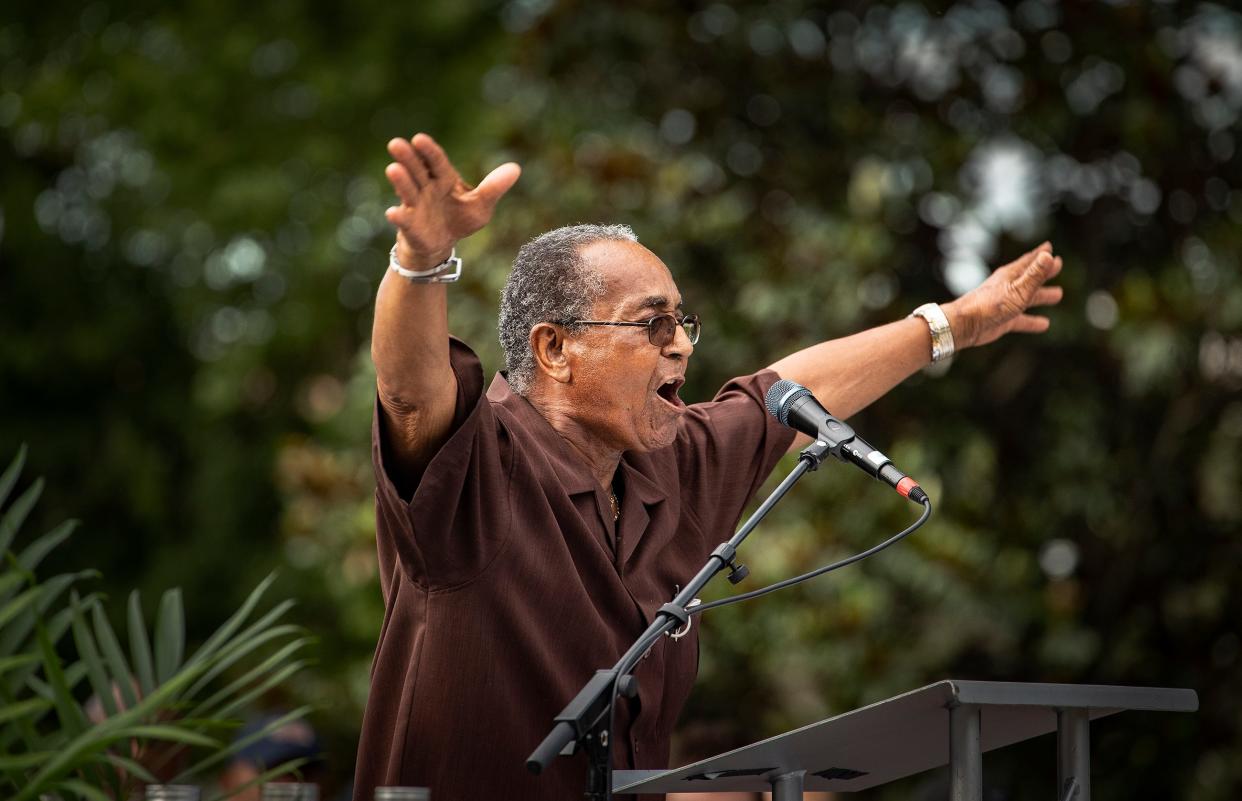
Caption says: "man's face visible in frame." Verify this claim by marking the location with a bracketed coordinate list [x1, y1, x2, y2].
[562, 239, 694, 453]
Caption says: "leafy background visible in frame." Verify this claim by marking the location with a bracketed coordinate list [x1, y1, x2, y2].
[2, 1, 1240, 798]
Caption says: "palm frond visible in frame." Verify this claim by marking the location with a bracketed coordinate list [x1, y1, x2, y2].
[0, 478, 43, 556]
[154, 588, 185, 684]
[0, 445, 27, 509]
[0, 449, 313, 798]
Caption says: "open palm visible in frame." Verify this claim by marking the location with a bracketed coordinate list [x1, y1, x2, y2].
[952, 242, 1065, 349]
[384, 133, 521, 269]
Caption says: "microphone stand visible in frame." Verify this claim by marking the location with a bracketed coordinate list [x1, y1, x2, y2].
[526, 438, 835, 800]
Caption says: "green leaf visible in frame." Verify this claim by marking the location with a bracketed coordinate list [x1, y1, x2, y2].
[85, 651, 211, 730]
[0, 587, 43, 634]
[44, 589, 101, 635]
[185, 619, 301, 700]
[33, 623, 87, 736]
[207, 757, 311, 801]
[180, 597, 296, 696]
[100, 752, 157, 784]
[119, 724, 218, 748]
[187, 572, 277, 668]
[214, 597, 295, 658]
[14, 683, 216, 801]
[0, 750, 52, 771]
[188, 597, 296, 690]
[154, 588, 184, 684]
[0, 478, 43, 557]
[51, 778, 113, 801]
[6, 589, 100, 696]
[172, 717, 241, 730]
[0, 672, 42, 753]
[91, 601, 138, 711]
[0, 572, 26, 606]
[174, 705, 311, 783]
[191, 636, 310, 716]
[70, 592, 117, 718]
[0, 697, 52, 725]
[0, 653, 38, 675]
[128, 590, 156, 697]
[0, 445, 26, 511]
[210, 660, 307, 722]
[26, 661, 90, 702]
[16, 519, 78, 575]
[15, 732, 110, 800]
[0, 572, 92, 659]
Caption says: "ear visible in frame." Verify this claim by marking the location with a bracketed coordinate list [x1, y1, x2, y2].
[529, 323, 573, 385]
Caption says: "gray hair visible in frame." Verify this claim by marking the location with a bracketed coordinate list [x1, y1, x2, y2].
[498, 223, 638, 395]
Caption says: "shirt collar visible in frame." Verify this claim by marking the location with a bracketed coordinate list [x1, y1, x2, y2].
[486, 371, 603, 496]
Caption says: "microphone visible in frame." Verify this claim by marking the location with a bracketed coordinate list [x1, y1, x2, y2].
[765, 379, 927, 504]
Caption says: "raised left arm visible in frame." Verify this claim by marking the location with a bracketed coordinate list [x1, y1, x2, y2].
[768, 242, 1064, 448]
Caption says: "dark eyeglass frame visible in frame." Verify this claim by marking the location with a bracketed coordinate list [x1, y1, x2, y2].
[560, 312, 701, 347]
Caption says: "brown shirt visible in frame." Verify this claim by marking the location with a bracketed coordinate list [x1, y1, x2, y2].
[354, 339, 794, 801]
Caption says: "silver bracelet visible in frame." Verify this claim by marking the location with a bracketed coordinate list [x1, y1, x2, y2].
[909, 302, 955, 363]
[389, 244, 462, 283]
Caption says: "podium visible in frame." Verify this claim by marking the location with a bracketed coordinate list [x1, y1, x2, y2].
[613, 680, 1197, 801]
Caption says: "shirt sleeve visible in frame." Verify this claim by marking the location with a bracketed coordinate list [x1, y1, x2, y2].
[674, 369, 797, 541]
[371, 338, 511, 593]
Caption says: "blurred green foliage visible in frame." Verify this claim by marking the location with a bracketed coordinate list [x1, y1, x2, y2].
[1, 1, 1240, 799]
[0, 447, 311, 799]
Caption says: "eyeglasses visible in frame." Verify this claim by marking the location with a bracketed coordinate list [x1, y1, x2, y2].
[562, 312, 701, 347]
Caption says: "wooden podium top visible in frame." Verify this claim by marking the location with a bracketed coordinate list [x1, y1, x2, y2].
[614, 680, 1198, 795]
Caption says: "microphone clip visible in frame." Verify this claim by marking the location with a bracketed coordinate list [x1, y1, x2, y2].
[798, 418, 858, 470]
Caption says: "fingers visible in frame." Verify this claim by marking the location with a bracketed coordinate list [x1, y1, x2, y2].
[468, 162, 522, 209]
[998, 241, 1052, 277]
[1024, 241, 1053, 262]
[384, 204, 409, 229]
[387, 138, 432, 188]
[412, 133, 458, 186]
[964, 244, 1061, 348]
[1023, 252, 1063, 306]
[1030, 285, 1063, 307]
[1011, 250, 1057, 299]
[1010, 313, 1051, 334]
[1030, 286, 1062, 308]
[384, 163, 421, 207]
[381, 133, 518, 244]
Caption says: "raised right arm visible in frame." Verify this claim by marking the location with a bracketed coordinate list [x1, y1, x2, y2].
[372, 134, 520, 494]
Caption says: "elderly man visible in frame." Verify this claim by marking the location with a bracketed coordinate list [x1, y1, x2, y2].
[353, 133, 1063, 801]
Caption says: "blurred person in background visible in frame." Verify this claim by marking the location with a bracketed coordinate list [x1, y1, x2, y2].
[218, 714, 327, 801]
[354, 132, 1063, 801]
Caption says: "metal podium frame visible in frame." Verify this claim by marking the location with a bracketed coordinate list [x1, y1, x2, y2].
[613, 680, 1198, 800]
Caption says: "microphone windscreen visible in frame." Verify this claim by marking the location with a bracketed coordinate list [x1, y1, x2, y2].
[764, 379, 811, 427]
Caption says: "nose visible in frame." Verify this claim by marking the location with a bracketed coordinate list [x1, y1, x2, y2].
[663, 322, 694, 360]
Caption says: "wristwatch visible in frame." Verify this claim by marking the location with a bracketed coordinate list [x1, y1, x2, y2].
[909, 302, 955, 363]
[389, 244, 462, 283]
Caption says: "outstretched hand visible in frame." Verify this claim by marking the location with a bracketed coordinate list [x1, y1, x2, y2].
[946, 242, 1065, 350]
[383, 133, 521, 271]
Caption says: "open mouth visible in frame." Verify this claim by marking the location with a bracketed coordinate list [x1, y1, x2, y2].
[656, 376, 686, 408]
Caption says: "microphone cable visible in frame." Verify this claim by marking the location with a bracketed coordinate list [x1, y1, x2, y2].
[594, 491, 932, 788]
[688, 495, 932, 617]
[603, 497, 934, 754]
